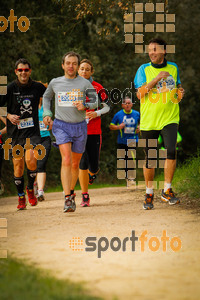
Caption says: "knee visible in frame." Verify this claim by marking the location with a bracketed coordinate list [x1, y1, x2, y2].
[25, 150, 37, 170]
[14, 162, 24, 177]
[26, 160, 37, 171]
[72, 160, 79, 170]
[62, 156, 71, 167]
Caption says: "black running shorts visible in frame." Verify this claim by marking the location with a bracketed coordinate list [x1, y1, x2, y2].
[141, 123, 178, 168]
[79, 134, 102, 173]
[37, 136, 51, 173]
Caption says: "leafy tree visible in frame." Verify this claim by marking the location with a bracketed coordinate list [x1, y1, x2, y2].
[1, 0, 199, 192]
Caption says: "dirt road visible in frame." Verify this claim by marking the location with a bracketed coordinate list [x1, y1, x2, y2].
[1, 187, 200, 300]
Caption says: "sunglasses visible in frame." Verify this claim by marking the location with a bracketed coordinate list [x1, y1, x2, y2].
[16, 68, 30, 72]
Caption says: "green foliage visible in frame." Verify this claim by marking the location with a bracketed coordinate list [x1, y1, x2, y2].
[0, 257, 102, 300]
[1, 0, 200, 191]
[155, 152, 200, 199]
[172, 153, 200, 198]
[0, 159, 15, 196]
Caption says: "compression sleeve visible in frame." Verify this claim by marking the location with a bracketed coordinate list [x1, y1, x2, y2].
[96, 102, 110, 117]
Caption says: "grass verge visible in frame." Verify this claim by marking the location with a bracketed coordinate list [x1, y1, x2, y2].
[0, 256, 102, 300]
[155, 152, 200, 200]
[46, 182, 127, 194]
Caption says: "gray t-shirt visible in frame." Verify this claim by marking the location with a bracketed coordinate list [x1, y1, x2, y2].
[43, 75, 98, 123]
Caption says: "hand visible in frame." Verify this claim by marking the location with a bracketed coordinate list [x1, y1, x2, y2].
[43, 116, 52, 127]
[156, 71, 170, 81]
[73, 101, 85, 111]
[47, 120, 53, 130]
[118, 122, 125, 130]
[178, 87, 185, 99]
[136, 125, 140, 133]
[86, 111, 97, 121]
[7, 113, 20, 125]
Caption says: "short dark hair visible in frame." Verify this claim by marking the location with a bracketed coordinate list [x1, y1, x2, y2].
[62, 51, 81, 65]
[80, 59, 94, 72]
[122, 96, 132, 104]
[15, 58, 31, 69]
[148, 37, 167, 55]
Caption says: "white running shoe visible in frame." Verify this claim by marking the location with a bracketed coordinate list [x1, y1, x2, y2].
[37, 189, 45, 201]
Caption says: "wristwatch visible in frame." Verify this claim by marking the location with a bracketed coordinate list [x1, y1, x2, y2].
[0, 131, 2, 136]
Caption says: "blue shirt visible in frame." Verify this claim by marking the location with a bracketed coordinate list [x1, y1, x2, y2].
[110, 109, 140, 144]
[39, 105, 50, 138]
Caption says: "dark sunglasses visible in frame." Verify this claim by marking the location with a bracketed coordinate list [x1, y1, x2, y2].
[16, 68, 30, 72]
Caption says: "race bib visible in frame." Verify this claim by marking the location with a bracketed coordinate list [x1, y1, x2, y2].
[17, 117, 34, 129]
[39, 120, 48, 131]
[124, 126, 135, 134]
[123, 116, 136, 134]
[156, 75, 176, 93]
[58, 91, 79, 107]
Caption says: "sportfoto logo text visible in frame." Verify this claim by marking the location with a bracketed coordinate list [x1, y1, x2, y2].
[69, 230, 182, 258]
[0, 9, 30, 33]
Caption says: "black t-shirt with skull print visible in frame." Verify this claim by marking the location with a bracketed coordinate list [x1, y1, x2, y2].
[1, 79, 46, 139]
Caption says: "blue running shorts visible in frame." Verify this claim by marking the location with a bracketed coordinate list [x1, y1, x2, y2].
[52, 119, 87, 153]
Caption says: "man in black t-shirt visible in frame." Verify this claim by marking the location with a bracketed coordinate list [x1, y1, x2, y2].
[0, 58, 46, 210]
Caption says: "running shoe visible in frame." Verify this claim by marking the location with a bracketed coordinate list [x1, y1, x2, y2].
[89, 174, 96, 185]
[143, 194, 154, 210]
[80, 193, 90, 207]
[64, 195, 76, 213]
[161, 188, 180, 205]
[37, 190, 45, 202]
[26, 187, 38, 206]
[17, 195, 27, 210]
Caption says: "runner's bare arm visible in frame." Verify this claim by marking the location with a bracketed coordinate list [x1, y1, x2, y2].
[109, 122, 125, 131]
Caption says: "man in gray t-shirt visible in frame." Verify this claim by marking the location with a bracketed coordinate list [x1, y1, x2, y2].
[43, 51, 98, 213]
